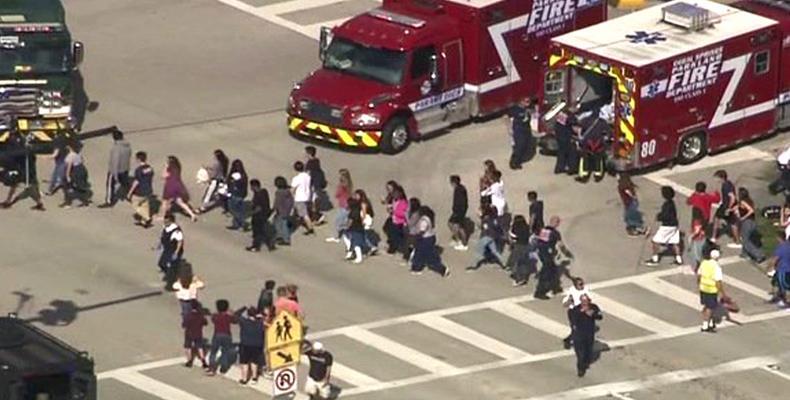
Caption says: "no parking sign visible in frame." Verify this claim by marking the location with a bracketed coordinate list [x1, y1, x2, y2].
[273, 366, 298, 397]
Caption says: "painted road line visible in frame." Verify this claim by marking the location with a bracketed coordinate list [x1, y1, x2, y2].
[634, 277, 700, 311]
[340, 326, 457, 374]
[410, 314, 531, 360]
[658, 146, 774, 177]
[330, 361, 383, 387]
[258, 0, 352, 15]
[610, 393, 636, 400]
[521, 354, 786, 400]
[488, 302, 569, 339]
[109, 370, 207, 400]
[761, 365, 790, 382]
[96, 357, 183, 379]
[642, 174, 694, 197]
[222, 366, 272, 395]
[214, 0, 315, 39]
[724, 274, 770, 301]
[592, 294, 681, 334]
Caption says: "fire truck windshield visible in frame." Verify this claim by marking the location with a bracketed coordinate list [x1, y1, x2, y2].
[323, 38, 406, 85]
[0, 34, 70, 75]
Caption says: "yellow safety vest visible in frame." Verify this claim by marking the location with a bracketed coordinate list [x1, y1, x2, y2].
[698, 260, 720, 294]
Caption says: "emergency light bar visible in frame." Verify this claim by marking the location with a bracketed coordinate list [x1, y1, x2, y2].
[368, 8, 426, 28]
[661, 2, 721, 31]
[0, 23, 64, 33]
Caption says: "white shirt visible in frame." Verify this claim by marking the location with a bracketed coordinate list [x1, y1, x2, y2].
[165, 223, 183, 242]
[563, 286, 591, 309]
[481, 181, 506, 216]
[291, 172, 312, 202]
[785, 224, 790, 241]
[778, 146, 790, 166]
[172, 280, 204, 301]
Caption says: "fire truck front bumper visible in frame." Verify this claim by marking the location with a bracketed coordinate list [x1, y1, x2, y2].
[288, 116, 382, 150]
[0, 117, 70, 143]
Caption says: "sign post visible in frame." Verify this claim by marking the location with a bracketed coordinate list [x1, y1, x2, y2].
[266, 310, 303, 397]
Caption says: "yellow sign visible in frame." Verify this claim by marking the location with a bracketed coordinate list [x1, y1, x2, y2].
[266, 310, 303, 348]
[267, 342, 301, 369]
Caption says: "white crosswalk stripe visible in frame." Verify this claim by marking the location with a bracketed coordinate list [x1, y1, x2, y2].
[340, 326, 458, 374]
[410, 314, 531, 360]
[259, 0, 354, 14]
[724, 274, 770, 300]
[634, 277, 700, 310]
[488, 302, 570, 339]
[592, 294, 682, 334]
[109, 370, 208, 400]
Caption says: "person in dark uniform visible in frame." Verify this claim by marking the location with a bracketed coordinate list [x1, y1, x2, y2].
[577, 110, 608, 182]
[247, 179, 275, 252]
[0, 130, 45, 211]
[158, 213, 184, 285]
[508, 98, 535, 170]
[553, 108, 578, 175]
[570, 294, 602, 377]
[534, 216, 574, 299]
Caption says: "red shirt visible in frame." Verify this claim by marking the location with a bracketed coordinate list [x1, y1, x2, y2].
[687, 192, 720, 221]
[183, 311, 207, 339]
[211, 312, 235, 336]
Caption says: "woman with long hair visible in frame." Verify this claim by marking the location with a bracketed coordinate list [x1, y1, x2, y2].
[226, 159, 249, 230]
[198, 149, 230, 213]
[617, 173, 647, 236]
[273, 176, 294, 245]
[737, 187, 765, 263]
[162, 155, 198, 221]
[327, 169, 353, 242]
[403, 197, 422, 261]
[356, 189, 379, 255]
[479, 160, 498, 207]
[344, 197, 366, 263]
[507, 215, 537, 286]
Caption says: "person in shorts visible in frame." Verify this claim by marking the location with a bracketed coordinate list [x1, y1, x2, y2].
[646, 186, 682, 266]
[236, 306, 264, 384]
[304, 341, 333, 399]
[182, 300, 208, 368]
[698, 247, 725, 332]
[291, 161, 314, 235]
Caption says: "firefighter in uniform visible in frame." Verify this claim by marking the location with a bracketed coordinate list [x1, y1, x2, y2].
[158, 213, 184, 285]
[576, 109, 608, 182]
[0, 121, 45, 210]
[553, 108, 578, 175]
[508, 97, 535, 170]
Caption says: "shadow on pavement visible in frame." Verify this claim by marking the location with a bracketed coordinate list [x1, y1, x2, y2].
[23, 290, 163, 326]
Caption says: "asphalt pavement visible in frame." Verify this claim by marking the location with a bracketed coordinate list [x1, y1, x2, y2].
[1, 0, 790, 399]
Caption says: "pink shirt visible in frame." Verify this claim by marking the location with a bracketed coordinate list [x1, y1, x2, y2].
[275, 297, 303, 317]
[335, 184, 350, 209]
[391, 199, 409, 226]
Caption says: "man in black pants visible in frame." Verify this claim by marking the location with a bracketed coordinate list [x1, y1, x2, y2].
[570, 294, 602, 377]
[508, 97, 535, 170]
[247, 179, 275, 252]
[553, 108, 578, 175]
[158, 213, 184, 285]
[448, 175, 469, 251]
[534, 216, 574, 299]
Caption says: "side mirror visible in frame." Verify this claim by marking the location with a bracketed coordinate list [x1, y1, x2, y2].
[319, 27, 332, 61]
[428, 54, 440, 87]
[72, 41, 84, 69]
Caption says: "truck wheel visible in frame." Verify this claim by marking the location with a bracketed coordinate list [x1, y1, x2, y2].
[380, 117, 410, 154]
[677, 132, 707, 164]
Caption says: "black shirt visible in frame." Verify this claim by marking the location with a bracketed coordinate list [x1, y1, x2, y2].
[306, 350, 333, 380]
[451, 184, 468, 219]
[306, 158, 326, 190]
[347, 203, 364, 232]
[721, 180, 736, 208]
[509, 105, 531, 135]
[228, 173, 248, 198]
[571, 304, 603, 340]
[481, 214, 502, 239]
[657, 200, 678, 227]
[257, 289, 273, 313]
[133, 164, 154, 196]
[510, 223, 531, 245]
[529, 201, 544, 230]
[251, 188, 271, 219]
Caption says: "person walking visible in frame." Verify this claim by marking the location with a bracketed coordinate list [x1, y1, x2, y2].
[508, 97, 535, 170]
[98, 130, 131, 208]
[382, 181, 405, 252]
[44, 134, 67, 196]
[507, 215, 537, 286]
[646, 186, 683, 266]
[712, 170, 740, 247]
[181, 300, 208, 369]
[534, 216, 574, 299]
[343, 197, 366, 264]
[576, 111, 607, 182]
[205, 299, 236, 376]
[402, 197, 422, 263]
[384, 185, 408, 254]
[127, 151, 154, 228]
[617, 174, 647, 236]
[688, 207, 707, 272]
[225, 159, 248, 231]
[736, 187, 765, 263]
[448, 175, 469, 251]
[60, 141, 92, 208]
[562, 277, 591, 349]
[698, 247, 725, 332]
[157, 213, 184, 285]
[305, 146, 328, 225]
[527, 191, 544, 234]
[553, 107, 578, 175]
[410, 206, 451, 277]
[326, 169, 352, 243]
[356, 189, 379, 255]
[686, 181, 720, 232]
[171, 270, 205, 318]
[767, 232, 790, 307]
[304, 342, 333, 400]
[161, 155, 197, 222]
[291, 161, 314, 235]
[198, 149, 229, 214]
[236, 306, 265, 385]
[570, 294, 602, 377]
[0, 132, 45, 210]
[273, 176, 294, 246]
[247, 179, 274, 252]
[479, 160, 498, 207]
[481, 170, 507, 220]
[467, 204, 507, 271]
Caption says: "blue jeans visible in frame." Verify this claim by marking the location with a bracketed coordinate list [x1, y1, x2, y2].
[334, 207, 349, 238]
[274, 215, 291, 243]
[228, 196, 245, 228]
[208, 334, 234, 372]
[48, 161, 66, 193]
[624, 200, 644, 230]
[474, 236, 505, 265]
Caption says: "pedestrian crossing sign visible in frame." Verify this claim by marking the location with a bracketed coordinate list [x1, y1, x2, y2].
[268, 342, 301, 369]
[266, 310, 303, 347]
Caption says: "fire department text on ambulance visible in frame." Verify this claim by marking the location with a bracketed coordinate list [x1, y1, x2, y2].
[667, 47, 723, 100]
[527, 0, 601, 37]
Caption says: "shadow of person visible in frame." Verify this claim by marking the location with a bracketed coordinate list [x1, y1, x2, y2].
[70, 70, 100, 131]
[37, 300, 79, 326]
[328, 385, 343, 400]
[590, 339, 611, 366]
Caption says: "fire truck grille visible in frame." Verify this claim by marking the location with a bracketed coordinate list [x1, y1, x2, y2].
[302, 102, 342, 125]
[0, 87, 40, 118]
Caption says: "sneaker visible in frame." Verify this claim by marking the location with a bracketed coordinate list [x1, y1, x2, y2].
[448, 240, 459, 247]
[58, 203, 71, 209]
[184, 361, 193, 368]
[325, 237, 341, 243]
[410, 270, 424, 275]
[465, 266, 479, 272]
[726, 243, 742, 249]
[674, 256, 683, 265]
[443, 268, 451, 278]
[454, 244, 468, 251]
[512, 280, 526, 287]
[317, 215, 326, 225]
[30, 204, 45, 211]
[534, 293, 550, 300]
[645, 258, 660, 266]
[246, 246, 260, 252]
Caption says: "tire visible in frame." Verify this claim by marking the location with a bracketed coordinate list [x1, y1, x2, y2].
[380, 117, 410, 154]
[677, 132, 707, 164]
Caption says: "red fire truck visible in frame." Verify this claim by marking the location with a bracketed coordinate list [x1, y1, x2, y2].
[287, 0, 607, 153]
[546, 0, 790, 170]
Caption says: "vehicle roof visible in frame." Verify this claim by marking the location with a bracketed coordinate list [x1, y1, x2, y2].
[441, 0, 504, 8]
[0, 0, 65, 25]
[334, 8, 458, 51]
[734, 0, 790, 33]
[552, 0, 778, 68]
[0, 318, 83, 373]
